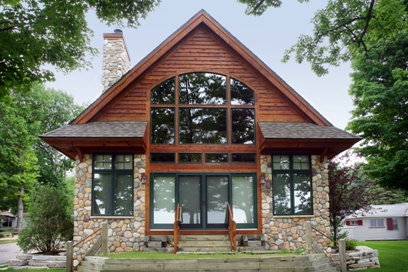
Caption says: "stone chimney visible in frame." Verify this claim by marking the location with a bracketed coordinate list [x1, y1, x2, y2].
[102, 29, 131, 92]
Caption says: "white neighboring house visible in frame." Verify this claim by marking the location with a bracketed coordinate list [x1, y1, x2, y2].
[342, 203, 408, 241]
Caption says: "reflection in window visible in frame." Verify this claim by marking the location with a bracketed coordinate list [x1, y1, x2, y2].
[207, 176, 229, 224]
[153, 176, 175, 224]
[205, 153, 228, 163]
[179, 176, 201, 225]
[179, 73, 227, 105]
[150, 153, 175, 163]
[179, 108, 227, 144]
[272, 155, 312, 215]
[179, 153, 202, 163]
[92, 154, 133, 216]
[230, 78, 255, 105]
[231, 153, 256, 163]
[231, 109, 255, 144]
[232, 176, 254, 224]
[151, 77, 175, 104]
[151, 108, 175, 144]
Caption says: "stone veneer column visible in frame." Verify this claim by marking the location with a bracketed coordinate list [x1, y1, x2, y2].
[102, 29, 131, 92]
[73, 154, 146, 265]
[260, 155, 331, 251]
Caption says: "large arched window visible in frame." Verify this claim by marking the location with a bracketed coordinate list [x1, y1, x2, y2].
[150, 73, 255, 147]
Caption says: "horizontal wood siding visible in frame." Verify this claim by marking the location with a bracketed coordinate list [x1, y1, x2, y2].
[92, 25, 308, 123]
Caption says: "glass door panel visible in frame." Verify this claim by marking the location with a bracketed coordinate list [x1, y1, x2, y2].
[179, 175, 202, 228]
[206, 175, 229, 228]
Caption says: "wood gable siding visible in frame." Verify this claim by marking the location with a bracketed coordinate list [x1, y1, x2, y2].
[91, 25, 310, 123]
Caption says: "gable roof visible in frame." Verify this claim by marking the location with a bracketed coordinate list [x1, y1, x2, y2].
[72, 10, 331, 126]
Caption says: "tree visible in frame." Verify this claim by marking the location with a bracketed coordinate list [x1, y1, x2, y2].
[0, 83, 83, 229]
[240, 0, 408, 192]
[367, 184, 407, 205]
[17, 183, 73, 254]
[347, 30, 408, 191]
[0, 0, 160, 101]
[328, 152, 376, 246]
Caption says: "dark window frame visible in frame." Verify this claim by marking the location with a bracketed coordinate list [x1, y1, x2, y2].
[92, 153, 134, 216]
[272, 154, 313, 216]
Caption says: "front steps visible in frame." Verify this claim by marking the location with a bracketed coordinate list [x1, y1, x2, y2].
[177, 235, 231, 253]
[77, 253, 338, 272]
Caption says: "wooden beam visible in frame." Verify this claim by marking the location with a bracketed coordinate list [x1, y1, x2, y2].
[320, 148, 328, 163]
[76, 147, 83, 162]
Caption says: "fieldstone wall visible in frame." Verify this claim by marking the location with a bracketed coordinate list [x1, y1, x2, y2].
[73, 154, 146, 265]
[102, 31, 130, 92]
[260, 155, 331, 251]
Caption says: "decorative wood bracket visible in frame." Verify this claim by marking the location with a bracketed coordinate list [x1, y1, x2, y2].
[320, 148, 328, 163]
[76, 147, 84, 162]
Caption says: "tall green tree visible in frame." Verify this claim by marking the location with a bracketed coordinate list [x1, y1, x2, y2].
[0, 0, 160, 101]
[240, 0, 408, 191]
[0, 83, 83, 228]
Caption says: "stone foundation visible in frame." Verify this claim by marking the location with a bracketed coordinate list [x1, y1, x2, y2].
[73, 154, 146, 264]
[260, 155, 331, 251]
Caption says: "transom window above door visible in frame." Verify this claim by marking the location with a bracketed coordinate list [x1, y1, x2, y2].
[150, 73, 255, 145]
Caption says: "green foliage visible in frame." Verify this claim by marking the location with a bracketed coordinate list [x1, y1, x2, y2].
[345, 238, 357, 250]
[0, 0, 160, 100]
[17, 184, 73, 254]
[281, 0, 408, 76]
[0, 83, 83, 228]
[366, 184, 407, 205]
[237, 0, 309, 16]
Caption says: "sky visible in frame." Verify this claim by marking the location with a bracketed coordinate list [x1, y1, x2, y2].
[46, 0, 354, 130]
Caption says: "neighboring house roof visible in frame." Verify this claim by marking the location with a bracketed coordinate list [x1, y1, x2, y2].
[41, 121, 147, 138]
[345, 203, 408, 219]
[0, 211, 16, 217]
[259, 122, 360, 140]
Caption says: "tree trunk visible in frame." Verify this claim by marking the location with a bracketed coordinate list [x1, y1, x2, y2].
[17, 187, 24, 230]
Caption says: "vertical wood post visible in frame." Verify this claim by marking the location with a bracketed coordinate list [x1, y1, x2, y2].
[305, 221, 312, 253]
[339, 239, 347, 272]
[66, 241, 73, 272]
[102, 222, 108, 256]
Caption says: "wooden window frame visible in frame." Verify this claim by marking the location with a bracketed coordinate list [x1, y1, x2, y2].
[272, 154, 313, 216]
[91, 153, 134, 217]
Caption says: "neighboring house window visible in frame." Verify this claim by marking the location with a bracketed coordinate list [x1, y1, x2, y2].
[387, 218, 398, 230]
[92, 154, 134, 216]
[272, 155, 312, 215]
[369, 219, 384, 228]
[346, 220, 362, 226]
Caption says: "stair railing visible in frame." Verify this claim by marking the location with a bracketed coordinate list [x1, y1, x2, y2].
[227, 203, 237, 251]
[173, 203, 182, 253]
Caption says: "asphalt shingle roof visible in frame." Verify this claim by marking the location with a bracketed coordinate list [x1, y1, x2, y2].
[259, 122, 360, 140]
[346, 203, 408, 218]
[41, 121, 147, 138]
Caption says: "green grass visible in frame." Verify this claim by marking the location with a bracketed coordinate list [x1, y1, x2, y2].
[356, 240, 408, 272]
[0, 240, 16, 245]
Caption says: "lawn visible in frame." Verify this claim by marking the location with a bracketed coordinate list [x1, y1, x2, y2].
[0, 240, 16, 245]
[356, 240, 408, 272]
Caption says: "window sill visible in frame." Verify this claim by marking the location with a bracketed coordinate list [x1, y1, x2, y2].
[273, 215, 314, 218]
[90, 216, 134, 219]
[369, 227, 385, 228]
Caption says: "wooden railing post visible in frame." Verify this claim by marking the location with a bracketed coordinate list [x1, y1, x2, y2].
[66, 241, 73, 272]
[305, 221, 312, 253]
[101, 222, 108, 256]
[174, 204, 181, 254]
[339, 239, 347, 272]
[227, 204, 236, 251]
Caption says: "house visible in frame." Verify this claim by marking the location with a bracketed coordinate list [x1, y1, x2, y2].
[343, 203, 408, 241]
[0, 211, 16, 228]
[40, 10, 360, 262]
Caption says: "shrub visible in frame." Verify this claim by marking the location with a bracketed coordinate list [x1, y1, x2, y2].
[345, 238, 357, 250]
[17, 184, 73, 254]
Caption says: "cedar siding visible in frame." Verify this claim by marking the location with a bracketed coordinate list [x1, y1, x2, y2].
[91, 25, 309, 123]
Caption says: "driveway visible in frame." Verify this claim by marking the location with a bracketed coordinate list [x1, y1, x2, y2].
[0, 240, 22, 265]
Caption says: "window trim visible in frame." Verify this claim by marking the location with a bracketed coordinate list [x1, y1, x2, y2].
[369, 219, 384, 228]
[272, 154, 313, 216]
[92, 153, 134, 217]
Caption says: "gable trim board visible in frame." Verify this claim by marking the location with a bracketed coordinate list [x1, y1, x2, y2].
[71, 10, 331, 126]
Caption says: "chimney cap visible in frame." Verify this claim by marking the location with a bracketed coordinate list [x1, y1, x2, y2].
[114, 29, 123, 34]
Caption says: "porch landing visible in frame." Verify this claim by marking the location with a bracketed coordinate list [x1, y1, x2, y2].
[77, 254, 339, 272]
